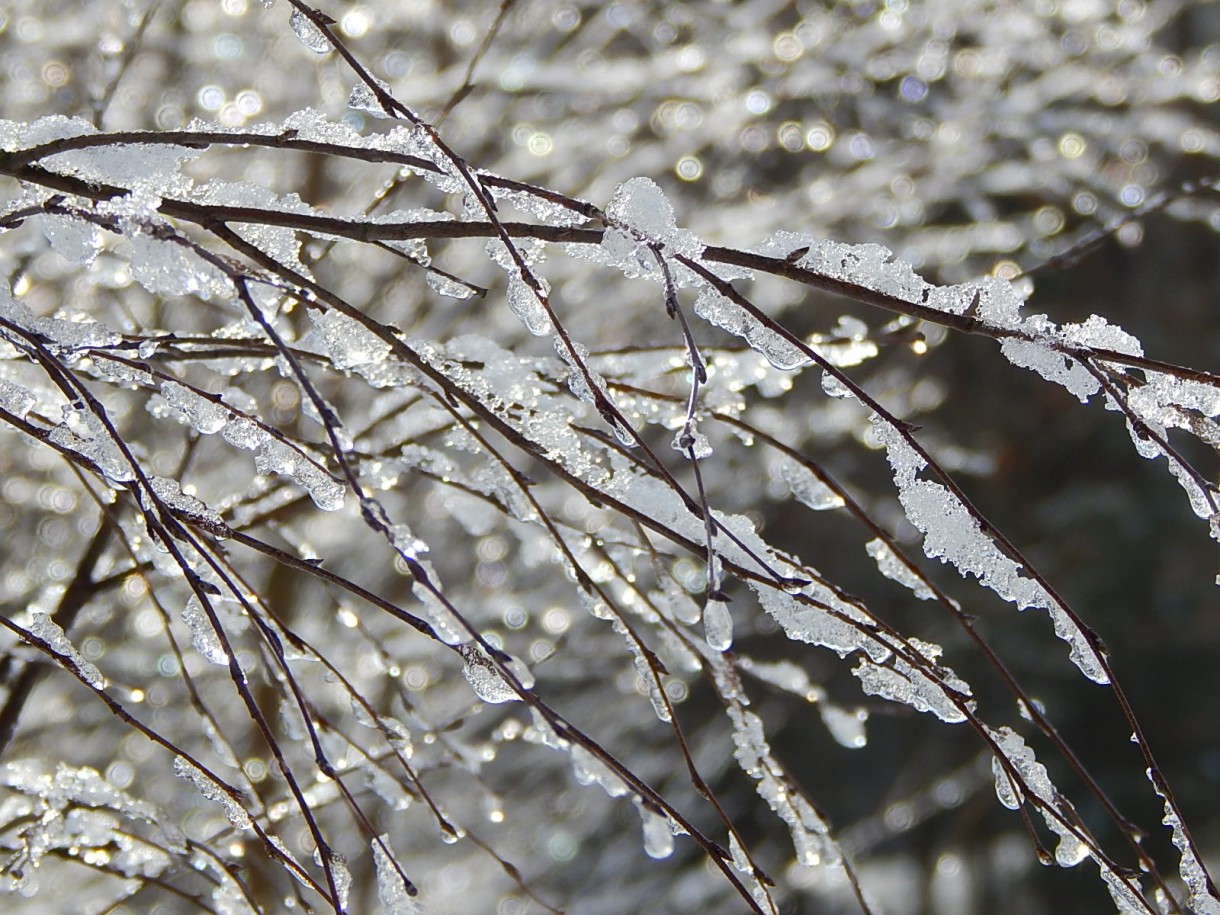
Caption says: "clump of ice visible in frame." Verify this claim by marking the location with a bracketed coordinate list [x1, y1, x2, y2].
[988, 726, 1090, 867]
[289, 8, 332, 54]
[870, 413, 1109, 684]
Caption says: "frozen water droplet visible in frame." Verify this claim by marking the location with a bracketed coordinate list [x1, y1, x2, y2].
[782, 460, 845, 511]
[757, 333, 809, 370]
[611, 419, 638, 448]
[704, 600, 733, 651]
[820, 371, 852, 398]
[289, 9, 332, 54]
[459, 644, 519, 703]
[506, 276, 552, 336]
[426, 272, 476, 299]
[638, 802, 675, 859]
[820, 704, 868, 749]
[672, 428, 712, 459]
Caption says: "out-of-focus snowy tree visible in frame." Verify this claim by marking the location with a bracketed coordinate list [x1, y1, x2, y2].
[0, 1, 1218, 913]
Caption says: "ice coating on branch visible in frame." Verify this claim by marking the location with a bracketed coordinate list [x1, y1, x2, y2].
[1000, 337, 1098, 402]
[488, 182, 591, 228]
[1101, 866, 1148, 915]
[7, 114, 199, 190]
[38, 213, 99, 266]
[803, 239, 928, 305]
[716, 679, 840, 869]
[458, 644, 521, 703]
[0, 761, 169, 896]
[385, 521, 428, 563]
[820, 704, 869, 749]
[280, 107, 367, 148]
[2, 113, 96, 151]
[0, 378, 35, 419]
[1061, 314, 1144, 356]
[605, 177, 703, 260]
[289, 8, 332, 54]
[48, 406, 134, 483]
[568, 177, 707, 285]
[853, 643, 970, 724]
[1151, 774, 1220, 915]
[28, 612, 104, 689]
[672, 426, 712, 459]
[312, 847, 352, 911]
[569, 743, 629, 797]
[703, 599, 733, 651]
[871, 414, 1110, 684]
[373, 836, 421, 914]
[130, 231, 232, 300]
[160, 381, 230, 434]
[988, 727, 1091, 868]
[96, 354, 156, 388]
[555, 337, 608, 405]
[426, 272, 476, 299]
[194, 180, 309, 275]
[866, 538, 934, 600]
[694, 286, 809, 370]
[149, 476, 227, 537]
[506, 274, 552, 336]
[311, 309, 391, 370]
[1, 761, 157, 822]
[349, 78, 394, 117]
[172, 757, 250, 830]
[782, 459, 845, 511]
[219, 416, 346, 511]
[754, 586, 885, 662]
[181, 596, 229, 666]
[611, 617, 671, 722]
[35, 312, 121, 358]
[412, 566, 467, 645]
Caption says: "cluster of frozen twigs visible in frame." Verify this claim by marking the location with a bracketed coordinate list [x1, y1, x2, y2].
[0, 1, 1218, 913]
